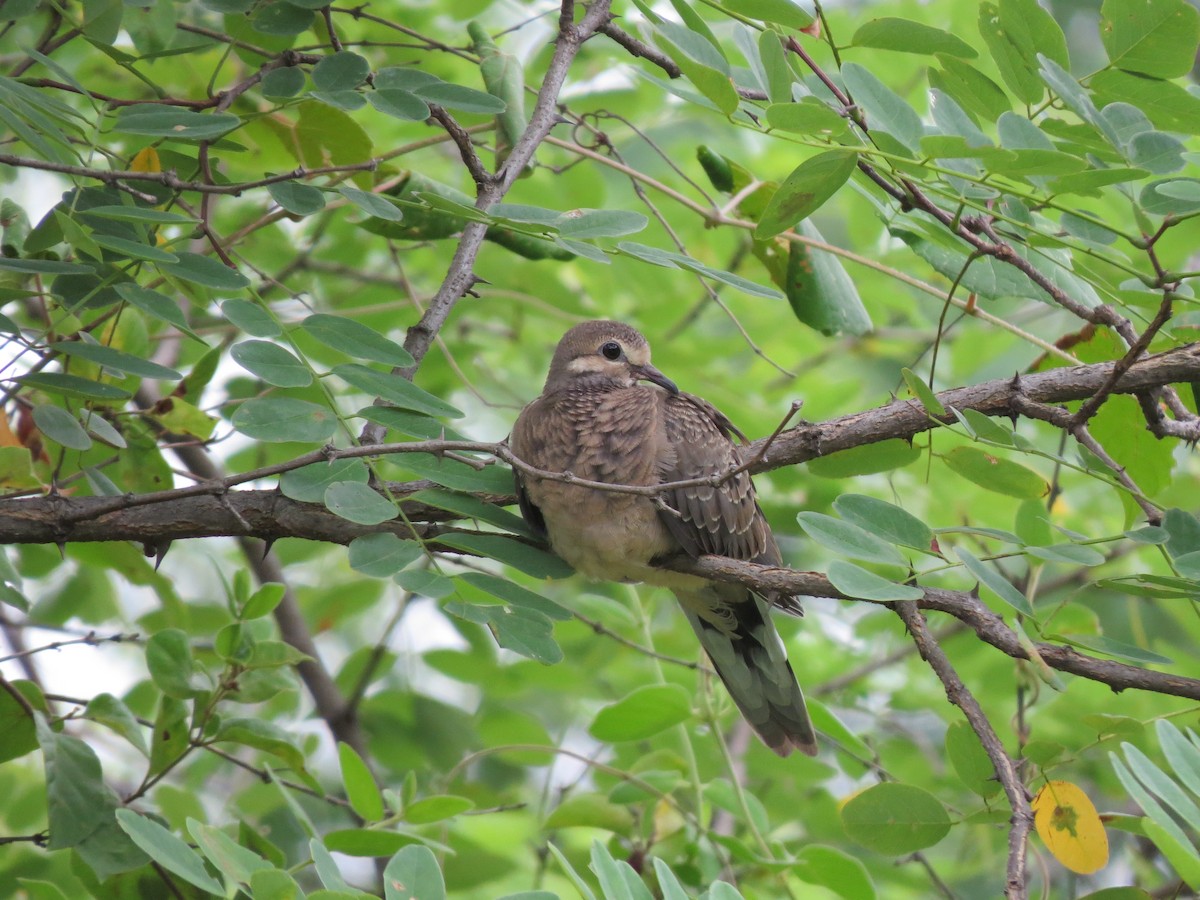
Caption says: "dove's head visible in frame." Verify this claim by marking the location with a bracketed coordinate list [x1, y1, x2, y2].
[544, 320, 679, 395]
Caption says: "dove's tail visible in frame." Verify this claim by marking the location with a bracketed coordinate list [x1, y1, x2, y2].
[676, 587, 818, 757]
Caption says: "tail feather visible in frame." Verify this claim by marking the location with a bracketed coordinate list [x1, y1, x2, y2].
[677, 587, 818, 758]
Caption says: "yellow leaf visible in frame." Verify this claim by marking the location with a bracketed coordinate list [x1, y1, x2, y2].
[1033, 780, 1109, 874]
[131, 147, 161, 173]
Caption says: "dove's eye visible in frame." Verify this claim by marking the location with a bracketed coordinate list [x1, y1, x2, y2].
[600, 341, 622, 361]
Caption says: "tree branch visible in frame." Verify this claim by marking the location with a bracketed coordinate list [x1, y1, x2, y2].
[894, 601, 1032, 899]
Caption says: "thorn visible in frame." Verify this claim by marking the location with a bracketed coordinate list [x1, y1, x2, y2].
[55, 541, 66, 560]
[154, 542, 171, 571]
[261, 538, 276, 561]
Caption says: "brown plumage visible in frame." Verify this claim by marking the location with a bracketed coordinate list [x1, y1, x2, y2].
[510, 320, 817, 757]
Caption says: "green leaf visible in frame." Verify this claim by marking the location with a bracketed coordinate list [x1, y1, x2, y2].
[827, 561, 923, 602]
[1101, 0, 1200, 78]
[115, 283, 203, 341]
[834, 494, 934, 551]
[213, 718, 309, 776]
[807, 440, 922, 478]
[222, 298, 282, 337]
[383, 845, 446, 900]
[1091, 69, 1200, 134]
[0, 679, 44, 763]
[722, 0, 811, 29]
[841, 782, 951, 855]
[456, 571, 571, 621]
[842, 63, 922, 153]
[51, 340, 180, 381]
[943, 446, 1049, 499]
[17, 371, 131, 401]
[338, 185, 405, 221]
[409, 488, 535, 538]
[900, 367, 947, 417]
[796, 512, 907, 566]
[556, 209, 648, 239]
[588, 684, 692, 742]
[348, 532, 423, 577]
[115, 810, 224, 894]
[930, 56, 1011, 121]
[369, 88, 431, 121]
[852, 17, 977, 58]
[261, 66, 306, 99]
[946, 720, 1001, 798]
[312, 51, 370, 92]
[32, 404, 92, 451]
[792, 844, 877, 900]
[444, 600, 562, 664]
[280, 458, 370, 503]
[782, 219, 871, 336]
[188, 817, 273, 885]
[161, 252, 250, 291]
[84, 693, 149, 756]
[765, 99, 850, 137]
[1141, 818, 1200, 890]
[979, 1, 1046, 103]
[311, 838, 353, 891]
[415, 82, 505, 114]
[113, 105, 241, 140]
[0, 256, 94, 275]
[543, 794, 634, 833]
[339, 741, 384, 821]
[331, 364, 461, 418]
[955, 547, 1033, 615]
[37, 715, 126, 852]
[437, 533, 573, 579]
[243, 583, 286, 619]
[268, 181, 326, 216]
[149, 696, 189, 777]
[146, 628, 206, 698]
[231, 397, 338, 443]
[403, 794, 474, 825]
[324, 481, 399, 525]
[302, 314, 415, 367]
[87, 204, 195, 224]
[1056, 633, 1173, 665]
[754, 151, 858, 239]
[231, 340, 312, 387]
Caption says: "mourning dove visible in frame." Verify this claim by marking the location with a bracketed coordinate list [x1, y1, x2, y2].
[510, 320, 817, 757]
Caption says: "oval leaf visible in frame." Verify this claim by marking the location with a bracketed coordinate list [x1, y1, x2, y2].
[755, 151, 858, 240]
[1033, 780, 1110, 874]
[589, 684, 692, 742]
[841, 782, 951, 855]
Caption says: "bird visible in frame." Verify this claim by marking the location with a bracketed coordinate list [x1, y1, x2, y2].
[510, 320, 817, 757]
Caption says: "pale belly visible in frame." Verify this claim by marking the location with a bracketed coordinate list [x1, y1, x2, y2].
[534, 489, 707, 592]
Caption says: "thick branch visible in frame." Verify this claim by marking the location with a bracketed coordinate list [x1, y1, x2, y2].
[751, 343, 1200, 470]
[3, 344, 1199, 544]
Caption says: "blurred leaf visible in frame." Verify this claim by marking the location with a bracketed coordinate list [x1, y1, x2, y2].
[339, 742, 384, 821]
[232, 397, 338, 443]
[383, 845, 446, 900]
[231, 340, 312, 387]
[943, 446, 1049, 499]
[589, 684, 692, 742]
[115, 810, 224, 894]
[1100, 0, 1200, 78]
[852, 17, 976, 58]
[841, 783, 951, 854]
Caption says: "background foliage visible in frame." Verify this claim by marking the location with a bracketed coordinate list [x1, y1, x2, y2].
[1, 0, 1200, 897]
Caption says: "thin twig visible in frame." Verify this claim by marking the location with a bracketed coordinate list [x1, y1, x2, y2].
[894, 601, 1032, 899]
